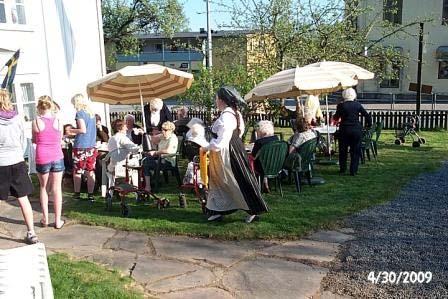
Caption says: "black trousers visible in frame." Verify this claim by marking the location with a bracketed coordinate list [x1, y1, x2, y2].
[338, 126, 362, 175]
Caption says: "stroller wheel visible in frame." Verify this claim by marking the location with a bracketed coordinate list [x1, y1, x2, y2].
[419, 138, 426, 144]
[412, 141, 420, 148]
[400, 137, 406, 144]
[394, 139, 401, 145]
[105, 193, 113, 211]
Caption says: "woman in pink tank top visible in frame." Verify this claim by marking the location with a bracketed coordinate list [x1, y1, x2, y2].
[32, 95, 65, 229]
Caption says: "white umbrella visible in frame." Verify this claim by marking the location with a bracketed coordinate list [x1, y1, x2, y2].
[304, 61, 374, 80]
[301, 61, 374, 158]
[244, 62, 374, 158]
[87, 64, 194, 132]
[244, 66, 357, 102]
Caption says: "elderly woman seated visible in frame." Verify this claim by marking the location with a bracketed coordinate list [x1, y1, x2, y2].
[142, 121, 178, 193]
[251, 120, 279, 193]
[289, 118, 317, 153]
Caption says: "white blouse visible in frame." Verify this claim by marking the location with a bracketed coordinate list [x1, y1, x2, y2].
[150, 111, 160, 127]
[208, 107, 245, 151]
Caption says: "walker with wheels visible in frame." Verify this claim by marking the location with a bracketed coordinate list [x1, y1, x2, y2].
[394, 115, 426, 147]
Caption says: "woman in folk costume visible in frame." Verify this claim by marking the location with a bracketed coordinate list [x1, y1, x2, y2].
[204, 86, 268, 223]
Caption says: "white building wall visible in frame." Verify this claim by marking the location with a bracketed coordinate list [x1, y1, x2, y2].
[358, 0, 448, 95]
[0, 0, 107, 133]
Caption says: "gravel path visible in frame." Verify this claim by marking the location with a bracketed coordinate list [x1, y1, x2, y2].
[322, 162, 448, 298]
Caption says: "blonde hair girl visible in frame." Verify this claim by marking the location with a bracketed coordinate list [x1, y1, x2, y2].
[71, 93, 94, 117]
[32, 94, 65, 229]
[0, 88, 13, 111]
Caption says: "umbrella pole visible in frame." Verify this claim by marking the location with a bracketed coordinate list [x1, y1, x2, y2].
[139, 81, 147, 133]
[326, 94, 331, 159]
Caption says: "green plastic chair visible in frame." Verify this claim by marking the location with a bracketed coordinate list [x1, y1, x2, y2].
[373, 120, 384, 156]
[361, 126, 377, 164]
[254, 140, 288, 197]
[284, 137, 318, 192]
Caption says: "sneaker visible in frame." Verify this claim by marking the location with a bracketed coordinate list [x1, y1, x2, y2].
[25, 232, 39, 244]
[73, 192, 81, 200]
[207, 214, 223, 222]
[245, 215, 259, 224]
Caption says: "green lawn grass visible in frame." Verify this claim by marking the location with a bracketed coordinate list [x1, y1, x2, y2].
[48, 253, 143, 299]
[61, 130, 448, 240]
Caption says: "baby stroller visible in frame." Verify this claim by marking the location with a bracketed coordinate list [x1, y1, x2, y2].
[101, 151, 169, 217]
[394, 115, 426, 147]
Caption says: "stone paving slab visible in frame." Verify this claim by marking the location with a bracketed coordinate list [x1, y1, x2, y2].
[259, 239, 339, 263]
[0, 233, 26, 249]
[159, 287, 234, 299]
[38, 224, 116, 250]
[151, 236, 274, 267]
[147, 268, 216, 294]
[132, 255, 206, 286]
[307, 230, 355, 244]
[222, 256, 327, 299]
[104, 231, 153, 255]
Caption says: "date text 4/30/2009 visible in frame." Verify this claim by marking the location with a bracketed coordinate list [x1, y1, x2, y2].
[367, 271, 432, 284]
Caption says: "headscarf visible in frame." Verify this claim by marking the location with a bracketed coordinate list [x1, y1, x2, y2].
[342, 88, 357, 101]
[216, 86, 246, 108]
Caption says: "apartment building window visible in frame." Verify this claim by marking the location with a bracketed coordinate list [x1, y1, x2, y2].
[13, 0, 26, 24]
[20, 83, 35, 121]
[0, 0, 6, 23]
[383, 0, 402, 24]
[443, 0, 448, 25]
[380, 64, 400, 88]
[439, 61, 448, 79]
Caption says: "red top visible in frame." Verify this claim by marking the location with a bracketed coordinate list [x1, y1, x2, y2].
[35, 116, 63, 164]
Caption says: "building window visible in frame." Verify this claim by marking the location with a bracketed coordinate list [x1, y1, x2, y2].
[443, 0, 448, 25]
[20, 83, 35, 121]
[380, 64, 400, 88]
[0, 0, 6, 23]
[439, 61, 448, 79]
[13, 0, 26, 24]
[383, 0, 402, 24]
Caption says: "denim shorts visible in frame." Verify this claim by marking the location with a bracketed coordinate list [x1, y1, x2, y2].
[36, 159, 65, 174]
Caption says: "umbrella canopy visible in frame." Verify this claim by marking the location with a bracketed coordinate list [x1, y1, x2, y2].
[244, 66, 358, 101]
[304, 61, 374, 80]
[86, 64, 194, 105]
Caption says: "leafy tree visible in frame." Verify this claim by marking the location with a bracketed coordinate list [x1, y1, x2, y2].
[214, 0, 430, 81]
[181, 64, 270, 111]
[102, 0, 187, 68]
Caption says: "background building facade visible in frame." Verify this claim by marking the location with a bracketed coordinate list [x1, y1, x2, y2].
[357, 0, 448, 98]
[0, 0, 107, 131]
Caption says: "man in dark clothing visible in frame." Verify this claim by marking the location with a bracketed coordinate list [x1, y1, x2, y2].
[143, 98, 172, 134]
[333, 88, 372, 176]
[95, 114, 109, 143]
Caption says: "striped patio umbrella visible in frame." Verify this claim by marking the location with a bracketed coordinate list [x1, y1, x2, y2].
[87, 64, 193, 132]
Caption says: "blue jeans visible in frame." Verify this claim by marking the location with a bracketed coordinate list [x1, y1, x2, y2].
[36, 159, 65, 174]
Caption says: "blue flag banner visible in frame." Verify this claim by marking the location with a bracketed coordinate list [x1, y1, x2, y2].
[1, 49, 20, 93]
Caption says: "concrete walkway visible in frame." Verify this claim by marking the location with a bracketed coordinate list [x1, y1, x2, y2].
[0, 198, 354, 299]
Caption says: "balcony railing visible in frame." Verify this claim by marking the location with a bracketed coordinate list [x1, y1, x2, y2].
[116, 50, 204, 63]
